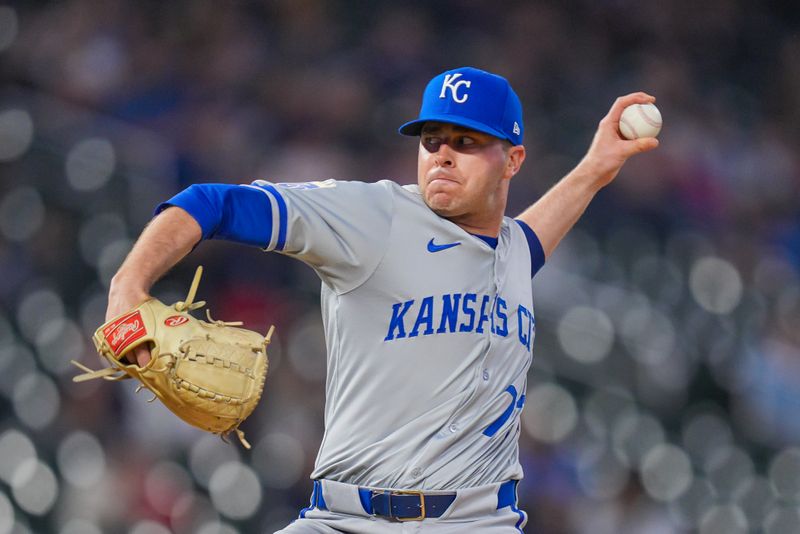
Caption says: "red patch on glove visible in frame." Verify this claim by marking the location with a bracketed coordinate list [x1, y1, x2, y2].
[103, 310, 147, 356]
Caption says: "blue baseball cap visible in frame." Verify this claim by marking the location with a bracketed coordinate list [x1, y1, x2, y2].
[399, 67, 524, 145]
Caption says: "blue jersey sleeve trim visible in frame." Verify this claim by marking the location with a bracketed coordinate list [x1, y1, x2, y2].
[155, 185, 220, 240]
[154, 184, 274, 248]
[252, 183, 288, 251]
[514, 219, 546, 278]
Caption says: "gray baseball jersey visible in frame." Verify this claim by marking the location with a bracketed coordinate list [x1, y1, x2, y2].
[247, 178, 537, 491]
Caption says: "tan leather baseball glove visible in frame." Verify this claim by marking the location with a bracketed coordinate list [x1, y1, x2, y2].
[72, 266, 273, 449]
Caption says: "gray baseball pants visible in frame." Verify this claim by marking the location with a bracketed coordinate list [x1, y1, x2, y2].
[274, 479, 527, 533]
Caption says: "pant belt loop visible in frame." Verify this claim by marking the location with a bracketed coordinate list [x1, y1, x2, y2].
[496, 480, 518, 509]
[313, 480, 328, 510]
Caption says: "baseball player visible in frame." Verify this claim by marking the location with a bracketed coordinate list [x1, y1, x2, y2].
[107, 67, 658, 532]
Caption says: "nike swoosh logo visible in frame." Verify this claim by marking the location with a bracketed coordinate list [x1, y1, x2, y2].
[427, 238, 461, 253]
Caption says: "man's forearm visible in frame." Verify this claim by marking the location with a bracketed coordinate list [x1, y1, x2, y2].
[516, 163, 603, 259]
[109, 207, 202, 306]
[516, 92, 659, 259]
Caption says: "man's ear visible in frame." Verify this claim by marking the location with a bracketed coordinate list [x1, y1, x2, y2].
[505, 145, 526, 179]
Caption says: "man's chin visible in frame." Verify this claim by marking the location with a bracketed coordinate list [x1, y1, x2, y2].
[424, 194, 456, 217]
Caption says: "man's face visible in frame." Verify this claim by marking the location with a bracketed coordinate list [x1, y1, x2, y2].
[417, 122, 515, 221]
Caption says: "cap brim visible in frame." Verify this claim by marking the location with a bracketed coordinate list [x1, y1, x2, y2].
[398, 115, 512, 144]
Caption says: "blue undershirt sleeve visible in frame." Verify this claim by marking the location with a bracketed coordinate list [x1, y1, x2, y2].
[154, 184, 273, 248]
[514, 219, 546, 278]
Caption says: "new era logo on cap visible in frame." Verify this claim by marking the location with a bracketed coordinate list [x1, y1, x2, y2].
[399, 66, 524, 146]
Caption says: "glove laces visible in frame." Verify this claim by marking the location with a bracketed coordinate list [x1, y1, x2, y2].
[174, 265, 206, 312]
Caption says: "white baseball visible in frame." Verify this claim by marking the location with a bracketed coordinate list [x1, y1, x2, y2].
[619, 103, 662, 139]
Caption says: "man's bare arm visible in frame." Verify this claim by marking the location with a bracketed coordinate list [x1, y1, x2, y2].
[517, 92, 659, 258]
[107, 206, 201, 365]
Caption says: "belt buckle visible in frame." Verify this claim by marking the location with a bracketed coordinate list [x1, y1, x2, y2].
[391, 490, 426, 521]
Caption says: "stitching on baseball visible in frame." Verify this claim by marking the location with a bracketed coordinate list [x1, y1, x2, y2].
[620, 116, 639, 138]
[635, 105, 660, 128]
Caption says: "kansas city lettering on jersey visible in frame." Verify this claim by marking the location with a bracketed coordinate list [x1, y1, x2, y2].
[383, 293, 535, 351]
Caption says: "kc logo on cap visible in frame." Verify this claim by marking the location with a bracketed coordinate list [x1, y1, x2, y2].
[440, 73, 471, 103]
[398, 66, 524, 146]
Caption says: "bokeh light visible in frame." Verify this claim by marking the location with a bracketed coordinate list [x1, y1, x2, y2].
[96, 239, 134, 286]
[583, 388, 636, 440]
[557, 306, 614, 364]
[619, 303, 675, 365]
[0, 344, 35, 399]
[12, 372, 60, 430]
[143, 462, 192, 516]
[630, 255, 684, 307]
[0, 491, 14, 534]
[78, 213, 128, 268]
[521, 382, 578, 444]
[703, 446, 754, 500]
[611, 409, 665, 468]
[189, 435, 241, 489]
[251, 433, 306, 490]
[11, 459, 58, 516]
[639, 444, 693, 502]
[170, 493, 220, 533]
[128, 521, 171, 534]
[56, 431, 106, 489]
[699, 504, 748, 534]
[208, 462, 261, 520]
[576, 443, 629, 500]
[0, 431, 36, 485]
[34, 318, 85, 375]
[196, 522, 239, 534]
[681, 410, 733, 466]
[78, 288, 108, 334]
[0, 187, 44, 242]
[669, 477, 717, 530]
[287, 313, 327, 382]
[15, 288, 65, 344]
[733, 476, 775, 528]
[0, 109, 33, 161]
[59, 518, 102, 534]
[690, 257, 743, 314]
[0, 6, 18, 52]
[764, 506, 800, 534]
[65, 138, 116, 192]
[768, 447, 800, 500]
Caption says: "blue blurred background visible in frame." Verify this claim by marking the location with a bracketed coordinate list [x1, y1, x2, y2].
[0, 1, 799, 533]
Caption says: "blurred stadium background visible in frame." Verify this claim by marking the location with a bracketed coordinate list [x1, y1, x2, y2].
[0, 1, 799, 533]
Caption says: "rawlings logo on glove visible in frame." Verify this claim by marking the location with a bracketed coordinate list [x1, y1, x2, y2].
[71, 266, 273, 449]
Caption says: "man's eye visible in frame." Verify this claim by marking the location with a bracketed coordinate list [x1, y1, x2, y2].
[460, 136, 476, 146]
[422, 137, 443, 150]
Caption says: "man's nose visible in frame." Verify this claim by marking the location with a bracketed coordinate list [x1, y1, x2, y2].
[434, 143, 455, 167]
